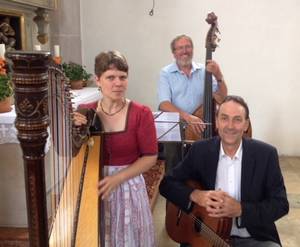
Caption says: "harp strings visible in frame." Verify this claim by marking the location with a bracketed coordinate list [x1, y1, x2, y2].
[48, 65, 77, 246]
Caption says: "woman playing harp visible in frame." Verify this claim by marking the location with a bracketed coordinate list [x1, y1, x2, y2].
[73, 50, 158, 247]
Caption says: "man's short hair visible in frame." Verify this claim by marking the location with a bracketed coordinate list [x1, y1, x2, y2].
[170, 34, 193, 53]
[217, 95, 250, 119]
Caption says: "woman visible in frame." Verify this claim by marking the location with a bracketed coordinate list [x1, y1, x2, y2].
[73, 50, 158, 247]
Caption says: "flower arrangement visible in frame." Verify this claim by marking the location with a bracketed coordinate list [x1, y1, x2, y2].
[0, 57, 13, 112]
[0, 58, 13, 101]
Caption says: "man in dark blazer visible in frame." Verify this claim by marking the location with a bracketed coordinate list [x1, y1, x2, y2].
[159, 95, 289, 247]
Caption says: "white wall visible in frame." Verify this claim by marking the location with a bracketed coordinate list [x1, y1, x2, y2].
[50, 0, 82, 63]
[80, 0, 300, 156]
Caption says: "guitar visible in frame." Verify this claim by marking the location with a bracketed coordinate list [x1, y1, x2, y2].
[165, 180, 232, 247]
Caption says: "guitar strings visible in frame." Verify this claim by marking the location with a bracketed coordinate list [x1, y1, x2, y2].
[190, 214, 228, 247]
[189, 214, 230, 247]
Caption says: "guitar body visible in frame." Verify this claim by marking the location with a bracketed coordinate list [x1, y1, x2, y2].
[165, 181, 232, 247]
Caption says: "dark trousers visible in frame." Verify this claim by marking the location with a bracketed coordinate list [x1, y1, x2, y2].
[231, 237, 280, 247]
[179, 238, 280, 247]
[163, 142, 183, 174]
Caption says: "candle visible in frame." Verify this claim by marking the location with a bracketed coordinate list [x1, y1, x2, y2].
[0, 44, 5, 59]
[34, 45, 41, 51]
[54, 45, 60, 57]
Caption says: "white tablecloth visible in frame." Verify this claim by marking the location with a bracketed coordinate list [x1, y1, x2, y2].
[0, 87, 101, 144]
[0, 105, 18, 144]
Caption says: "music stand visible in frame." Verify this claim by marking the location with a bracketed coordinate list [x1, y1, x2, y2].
[153, 111, 182, 142]
[153, 111, 188, 163]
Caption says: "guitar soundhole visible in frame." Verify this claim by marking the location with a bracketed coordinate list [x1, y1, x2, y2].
[194, 217, 202, 233]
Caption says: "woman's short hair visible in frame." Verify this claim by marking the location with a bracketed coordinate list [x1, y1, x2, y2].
[94, 50, 128, 77]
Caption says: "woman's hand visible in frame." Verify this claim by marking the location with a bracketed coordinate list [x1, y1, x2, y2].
[73, 111, 87, 126]
[98, 174, 124, 200]
[98, 155, 157, 200]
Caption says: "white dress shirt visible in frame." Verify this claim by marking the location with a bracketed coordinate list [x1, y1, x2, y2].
[215, 141, 251, 237]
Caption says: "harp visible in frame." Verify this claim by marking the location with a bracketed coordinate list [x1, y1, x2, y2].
[6, 51, 104, 247]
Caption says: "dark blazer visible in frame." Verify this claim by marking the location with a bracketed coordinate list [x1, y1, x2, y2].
[159, 136, 289, 245]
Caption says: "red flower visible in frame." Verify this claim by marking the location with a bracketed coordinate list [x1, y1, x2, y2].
[0, 58, 7, 75]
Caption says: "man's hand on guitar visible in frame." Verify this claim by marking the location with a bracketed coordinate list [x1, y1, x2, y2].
[207, 193, 242, 218]
[190, 189, 225, 208]
[190, 189, 242, 218]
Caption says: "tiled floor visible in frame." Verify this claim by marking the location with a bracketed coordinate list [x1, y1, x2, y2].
[153, 156, 300, 247]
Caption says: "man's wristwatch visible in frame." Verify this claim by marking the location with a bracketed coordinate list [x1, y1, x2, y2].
[217, 76, 224, 83]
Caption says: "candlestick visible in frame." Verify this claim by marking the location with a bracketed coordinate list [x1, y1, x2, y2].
[0, 44, 5, 59]
[53, 57, 62, 65]
[54, 45, 60, 57]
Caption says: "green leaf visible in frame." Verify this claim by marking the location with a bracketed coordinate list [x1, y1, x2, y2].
[62, 62, 92, 81]
[0, 75, 13, 101]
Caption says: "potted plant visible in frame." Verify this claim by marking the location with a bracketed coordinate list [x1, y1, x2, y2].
[62, 62, 92, 89]
[0, 59, 13, 113]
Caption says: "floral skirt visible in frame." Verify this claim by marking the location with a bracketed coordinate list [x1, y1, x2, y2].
[104, 165, 156, 247]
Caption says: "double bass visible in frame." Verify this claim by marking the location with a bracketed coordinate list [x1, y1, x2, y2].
[184, 12, 220, 142]
[184, 13, 252, 142]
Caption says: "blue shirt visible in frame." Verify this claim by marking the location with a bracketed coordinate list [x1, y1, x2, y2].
[158, 62, 218, 114]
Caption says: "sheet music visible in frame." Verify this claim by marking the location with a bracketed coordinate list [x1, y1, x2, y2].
[153, 111, 181, 142]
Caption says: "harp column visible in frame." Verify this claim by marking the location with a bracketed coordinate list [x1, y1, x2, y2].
[6, 51, 51, 247]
